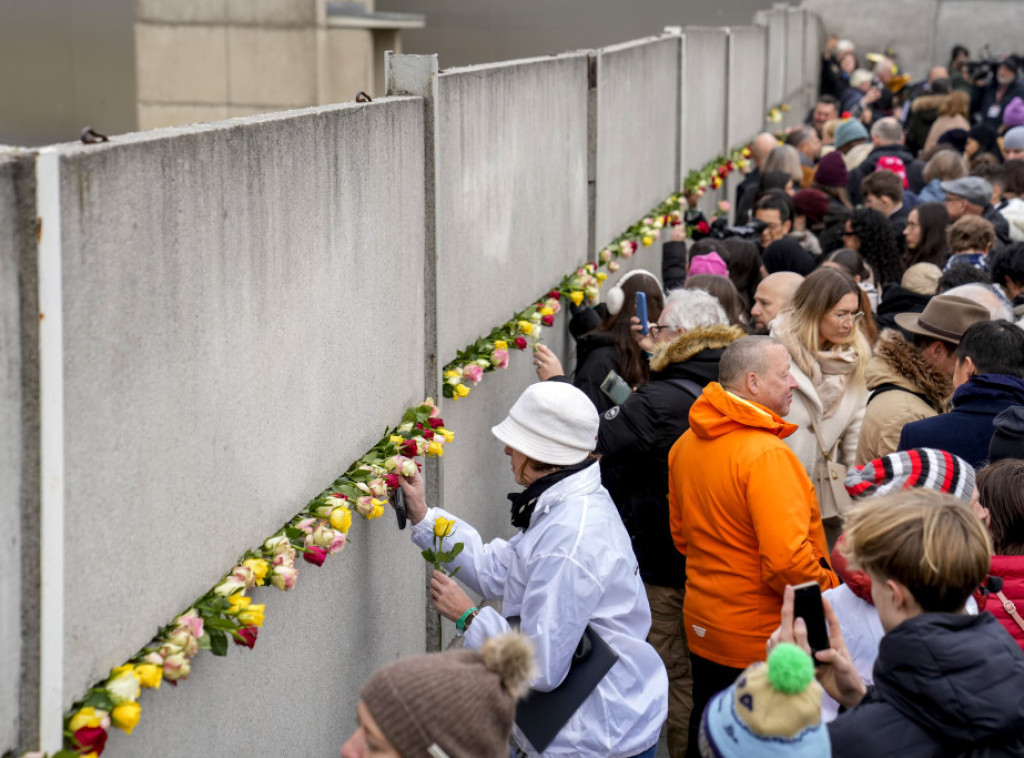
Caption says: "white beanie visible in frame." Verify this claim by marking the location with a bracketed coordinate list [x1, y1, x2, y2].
[491, 382, 599, 465]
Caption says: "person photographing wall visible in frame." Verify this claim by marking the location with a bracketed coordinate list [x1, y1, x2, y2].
[396, 381, 668, 757]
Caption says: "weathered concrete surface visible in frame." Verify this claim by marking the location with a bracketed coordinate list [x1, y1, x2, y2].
[593, 35, 681, 256]
[434, 54, 590, 363]
[682, 28, 730, 173]
[934, 2, 1024, 75]
[784, 8, 807, 105]
[727, 26, 768, 148]
[55, 99, 428, 758]
[758, 8, 788, 107]
[801, 0, 939, 81]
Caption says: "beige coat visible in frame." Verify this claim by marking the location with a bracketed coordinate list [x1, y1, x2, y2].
[924, 113, 971, 155]
[854, 330, 952, 464]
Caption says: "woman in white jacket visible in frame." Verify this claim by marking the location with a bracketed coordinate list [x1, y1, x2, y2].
[773, 268, 871, 548]
[398, 381, 668, 757]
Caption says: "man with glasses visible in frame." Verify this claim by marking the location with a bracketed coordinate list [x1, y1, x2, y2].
[753, 193, 794, 249]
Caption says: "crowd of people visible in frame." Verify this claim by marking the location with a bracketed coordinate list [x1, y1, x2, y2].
[337, 40, 1024, 758]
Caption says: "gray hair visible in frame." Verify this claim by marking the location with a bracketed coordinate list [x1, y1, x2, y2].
[661, 288, 728, 332]
[719, 335, 784, 387]
[944, 283, 1014, 320]
[764, 144, 803, 185]
[871, 117, 904, 145]
[924, 149, 967, 182]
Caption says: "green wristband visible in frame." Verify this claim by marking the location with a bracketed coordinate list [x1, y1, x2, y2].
[455, 606, 479, 631]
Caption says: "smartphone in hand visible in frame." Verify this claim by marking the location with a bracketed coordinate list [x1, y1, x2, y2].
[600, 370, 633, 406]
[391, 486, 407, 530]
[792, 581, 830, 663]
[635, 292, 649, 335]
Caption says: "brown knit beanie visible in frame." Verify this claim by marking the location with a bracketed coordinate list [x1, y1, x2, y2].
[360, 633, 534, 758]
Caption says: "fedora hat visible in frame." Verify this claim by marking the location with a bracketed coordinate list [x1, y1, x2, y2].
[894, 294, 990, 343]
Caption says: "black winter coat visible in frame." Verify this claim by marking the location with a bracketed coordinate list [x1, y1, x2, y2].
[662, 240, 688, 291]
[596, 325, 745, 587]
[898, 373, 1024, 469]
[847, 145, 926, 205]
[572, 334, 620, 416]
[874, 284, 931, 334]
[829, 612, 1024, 757]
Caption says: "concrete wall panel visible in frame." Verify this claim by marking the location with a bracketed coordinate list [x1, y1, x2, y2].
[682, 28, 729, 173]
[758, 9, 788, 107]
[784, 9, 806, 102]
[434, 55, 590, 362]
[594, 35, 681, 255]
[727, 26, 768, 148]
[0, 154, 26, 755]
[56, 99, 429, 731]
[935, 2, 1024, 76]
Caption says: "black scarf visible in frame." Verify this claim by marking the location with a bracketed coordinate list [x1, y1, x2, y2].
[507, 459, 595, 530]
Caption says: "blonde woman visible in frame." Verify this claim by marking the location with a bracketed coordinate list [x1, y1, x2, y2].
[772, 268, 871, 547]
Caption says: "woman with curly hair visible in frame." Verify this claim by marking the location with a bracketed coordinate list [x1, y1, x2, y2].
[772, 267, 871, 547]
[902, 201, 950, 268]
[843, 207, 903, 286]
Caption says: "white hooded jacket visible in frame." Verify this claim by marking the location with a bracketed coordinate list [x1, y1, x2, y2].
[411, 462, 668, 757]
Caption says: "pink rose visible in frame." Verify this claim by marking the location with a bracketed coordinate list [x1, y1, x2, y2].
[491, 348, 509, 368]
[463, 363, 484, 384]
[541, 314, 554, 326]
[296, 518, 316, 534]
[328, 532, 347, 554]
[162, 653, 190, 682]
[271, 565, 298, 590]
[303, 546, 327, 567]
[356, 496, 374, 516]
[608, 261, 620, 272]
[176, 610, 204, 639]
[231, 564, 256, 589]
[233, 627, 258, 649]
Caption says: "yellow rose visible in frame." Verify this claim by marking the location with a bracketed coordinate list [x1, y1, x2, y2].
[569, 291, 584, 306]
[434, 516, 455, 538]
[329, 505, 352, 533]
[454, 384, 470, 398]
[112, 702, 141, 734]
[366, 498, 387, 521]
[540, 306, 554, 316]
[427, 441, 445, 457]
[133, 663, 162, 690]
[228, 593, 251, 614]
[238, 604, 265, 627]
[596, 272, 607, 283]
[389, 434, 404, 444]
[493, 340, 508, 350]
[517, 320, 533, 335]
[69, 707, 107, 732]
[641, 235, 654, 247]
[438, 428, 455, 443]
[243, 558, 269, 587]
[443, 369, 462, 380]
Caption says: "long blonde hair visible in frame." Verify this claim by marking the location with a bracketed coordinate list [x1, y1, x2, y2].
[785, 267, 871, 379]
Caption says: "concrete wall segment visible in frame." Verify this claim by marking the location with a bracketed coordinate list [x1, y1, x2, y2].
[433, 54, 590, 362]
[727, 26, 768, 149]
[784, 8, 806, 103]
[593, 34, 681, 256]
[52, 99, 428, 710]
[681, 27, 729, 172]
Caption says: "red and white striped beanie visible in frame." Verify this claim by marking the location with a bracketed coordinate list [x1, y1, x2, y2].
[844, 448, 976, 503]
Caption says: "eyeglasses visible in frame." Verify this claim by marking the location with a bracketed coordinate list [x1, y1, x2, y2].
[834, 311, 865, 325]
[649, 324, 675, 338]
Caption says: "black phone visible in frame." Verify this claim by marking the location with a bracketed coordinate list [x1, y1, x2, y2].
[599, 369, 633, 406]
[391, 486, 407, 530]
[792, 581, 829, 662]
[635, 291, 649, 335]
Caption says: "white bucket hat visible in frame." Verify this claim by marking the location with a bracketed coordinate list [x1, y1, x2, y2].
[491, 382, 599, 465]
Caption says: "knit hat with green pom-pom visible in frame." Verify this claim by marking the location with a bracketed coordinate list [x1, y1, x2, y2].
[698, 643, 830, 757]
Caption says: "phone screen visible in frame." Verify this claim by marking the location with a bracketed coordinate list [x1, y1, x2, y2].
[599, 370, 633, 406]
[792, 581, 829, 661]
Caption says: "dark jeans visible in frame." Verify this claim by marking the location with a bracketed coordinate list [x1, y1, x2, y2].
[684, 653, 744, 758]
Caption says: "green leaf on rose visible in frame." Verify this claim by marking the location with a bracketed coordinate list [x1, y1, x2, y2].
[285, 526, 303, 541]
[208, 628, 228, 657]
[421, 548, 436, 564]
[82, 689, 115, 710]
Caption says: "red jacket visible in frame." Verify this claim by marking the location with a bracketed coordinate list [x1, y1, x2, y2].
[669, 382, 837, 668]
[982, 555, 1024, 650]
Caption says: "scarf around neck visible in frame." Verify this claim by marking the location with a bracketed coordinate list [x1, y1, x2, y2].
[775, 318, 859, 418]
[508, 459, 595, 530]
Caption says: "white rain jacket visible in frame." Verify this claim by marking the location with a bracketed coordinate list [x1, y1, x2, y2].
[411, 462, 667, 757]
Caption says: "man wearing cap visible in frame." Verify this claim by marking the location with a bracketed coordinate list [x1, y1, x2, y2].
[668, 336, 837, 757]
[855, 295, 991, 464]
[833, 118, 873, 171]
[899, 319, 1024, 468]
[848, 117, 925, 205]
[1004, 125, 1024, 161]
[942, 174, 1011, 245]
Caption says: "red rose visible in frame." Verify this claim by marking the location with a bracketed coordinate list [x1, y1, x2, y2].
[384, 473, 400, 489]
[697, 220, 710, 234]
[514, 336, 528, 350]
[234, 627, 258, 649]
[541, 314, 554, 326]
[74, 726, 108, 755]
[303, 547, 327, 567]
[400, 439, 418, 457]
[423, 429, 434, 440]
[427, 417, 444, 429]
[718, 165, 729, 177]
[547, 290, 561, 300]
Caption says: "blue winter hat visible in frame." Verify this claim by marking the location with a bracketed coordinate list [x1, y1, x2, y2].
[699, 643, 830, 758]
[834, 119, 869, 149]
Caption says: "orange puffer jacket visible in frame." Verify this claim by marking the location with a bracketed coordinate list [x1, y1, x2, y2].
[669, 382, 838, 668]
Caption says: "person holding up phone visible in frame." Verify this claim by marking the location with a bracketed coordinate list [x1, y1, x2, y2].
[396, 381, 668, 757]
[769, 489, 1024, 757]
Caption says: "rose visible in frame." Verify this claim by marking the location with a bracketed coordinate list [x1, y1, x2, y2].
[517, 320, 533, 335]
[133, 663, 162, 690]
[434, 516, 455, 538]
[329, 505, 352, 533]
[72, 726, 108, 755]
[271, 564, 298, 590]
[296, 517, 317, 534]
[596, 272, 607, 283]
[107, 664, 141, 705]
[165, 628, 198, 659]
[162, 653, 190, 682]
[569, 291, 584, 306]
[303, 546, 327, 566]
[493, 339, 508, 350]
[719, 200, 732, 212]
[463, 363, 484, 384]
[697, 220, 710, 234]
[175, 609, 204, 639]
[237, 604, 265, 628]
[514, 336, 528, 350]
[233, 627, 259, 649]
[544, 297, 561, 313]
[399, 439, 418, 457]
[264, 535, 288, 552]
[397, 421, 414, 433]
[231, 564, 256, 589]
[69, 707, 109, 732]
[490, 348, 509, 368]
[328, 531, 347, 554]
[454, 384, 470, 398]
[641, 235, 654, 247]
[384, 455, 418, 477]
[111, 702, 141, 734]
[584, 286, 599, 301]
[608, 261, 620, 272]
[213, 576, 247, 597]
[368, 498, 387, 519]
[355, 495, 374, 517]
[272, 543, 296, 567]
[427, 417, 444, 429]
[383, 473, 400, 489]
[437, 427, 455, 443]
[311, 522, 335, 549]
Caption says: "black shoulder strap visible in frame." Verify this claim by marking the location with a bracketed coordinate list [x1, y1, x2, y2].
[667, 378, 704, 399]
[867, 382, 932, 408]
